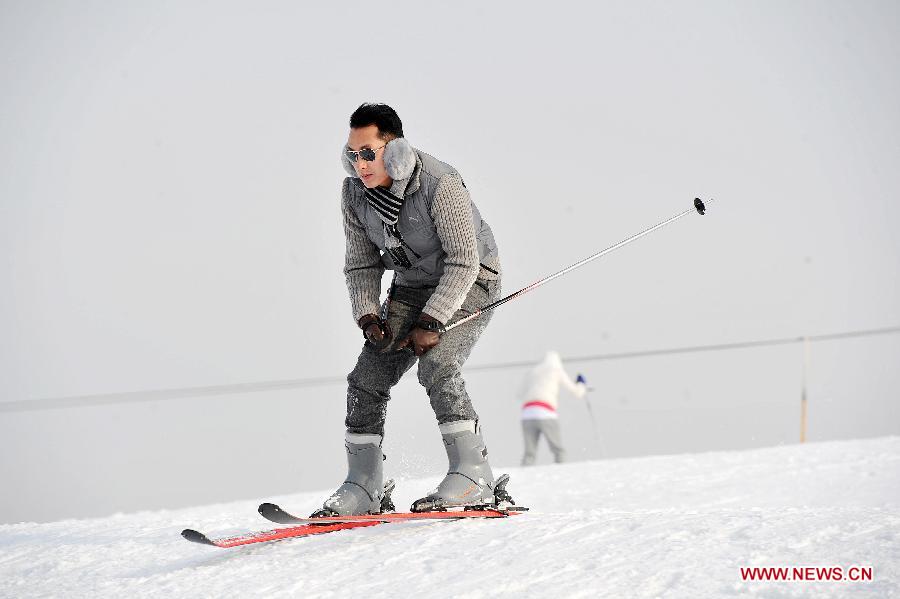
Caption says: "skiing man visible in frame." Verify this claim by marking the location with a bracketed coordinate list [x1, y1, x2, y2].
[519, 351, 587, 465]
[318, 103, 504, 515]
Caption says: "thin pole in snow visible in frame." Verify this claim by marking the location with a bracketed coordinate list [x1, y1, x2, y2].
[800, 336, 810, 443]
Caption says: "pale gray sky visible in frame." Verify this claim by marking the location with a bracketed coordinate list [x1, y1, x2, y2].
[2, 1, 899, 523]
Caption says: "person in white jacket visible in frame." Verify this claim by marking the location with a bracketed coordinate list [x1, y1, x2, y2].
[519, 351, 587, 465]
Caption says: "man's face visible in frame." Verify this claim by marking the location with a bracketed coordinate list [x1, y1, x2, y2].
[347, 125, 392, 188]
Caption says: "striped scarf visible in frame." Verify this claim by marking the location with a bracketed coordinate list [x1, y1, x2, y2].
[361, 184, 418, 268]
[364, 185, 404, 225]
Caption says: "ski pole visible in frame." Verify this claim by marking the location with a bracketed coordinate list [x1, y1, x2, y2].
[444, 198, 711, 332]
[577, 374, 599, 442]
[577, 374, 608, 458]
[584, 398, 599, 437]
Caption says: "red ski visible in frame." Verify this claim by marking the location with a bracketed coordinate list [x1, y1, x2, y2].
[183, 475, 526, 548]
[182, 506, 524, 549]
[181, 520, 381, 548]
[257, 502, 524, 525]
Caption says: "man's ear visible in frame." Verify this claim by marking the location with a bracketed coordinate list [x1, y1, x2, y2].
[383, 137, 416, 180]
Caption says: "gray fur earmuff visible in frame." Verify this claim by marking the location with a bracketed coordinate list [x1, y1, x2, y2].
[340, 137, 416, 180]
[383, 137, 415, 180]
[341, 145, 357, 177]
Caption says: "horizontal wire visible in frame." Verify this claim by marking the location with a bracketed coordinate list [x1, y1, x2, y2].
[470, 325, 900, 371]
[2, 324, 898, 413]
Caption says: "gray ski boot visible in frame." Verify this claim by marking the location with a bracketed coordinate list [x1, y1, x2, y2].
[411, 420, 497, 512]
[314, 433, 386, 517]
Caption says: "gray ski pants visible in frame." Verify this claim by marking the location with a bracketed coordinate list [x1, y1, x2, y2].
[345, 277, 500, 436]
[521, 419, 566, 465]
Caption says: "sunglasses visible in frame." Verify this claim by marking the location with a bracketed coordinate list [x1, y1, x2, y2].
[345, 144, 386, 163]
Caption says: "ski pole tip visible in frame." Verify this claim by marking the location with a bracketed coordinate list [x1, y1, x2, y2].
[694, 198, 707, 215]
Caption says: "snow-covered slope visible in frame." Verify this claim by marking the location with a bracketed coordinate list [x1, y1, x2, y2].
[1, 437, 897, 599]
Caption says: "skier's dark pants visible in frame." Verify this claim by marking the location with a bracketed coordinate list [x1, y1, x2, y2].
[345, 277, 501, 436]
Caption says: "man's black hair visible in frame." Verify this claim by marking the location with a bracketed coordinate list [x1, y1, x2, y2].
[349, 103, 404, 139]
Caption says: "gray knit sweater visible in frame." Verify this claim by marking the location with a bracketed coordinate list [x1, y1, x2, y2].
[341, 150, 500, 326]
